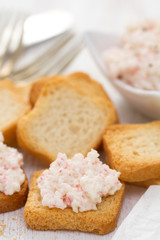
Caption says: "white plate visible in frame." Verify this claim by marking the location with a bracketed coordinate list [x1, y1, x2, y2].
[84, 31, 160, 120]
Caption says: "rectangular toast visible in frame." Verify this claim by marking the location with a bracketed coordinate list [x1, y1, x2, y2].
[24, 171, 125, 235]
[103, 121, 160, 183]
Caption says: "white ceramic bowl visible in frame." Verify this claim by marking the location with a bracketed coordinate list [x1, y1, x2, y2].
[84, 31, 160, 120]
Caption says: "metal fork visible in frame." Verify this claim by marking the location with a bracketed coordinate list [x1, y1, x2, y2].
[0, 11, 27, 78]
[10, 32, 84, 82]
[0, 12, 83, 82]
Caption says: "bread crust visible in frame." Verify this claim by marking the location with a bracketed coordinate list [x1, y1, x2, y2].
[24, 171, 125, 235]
[103, 121, 160, 183]
[0, 173, 28, 213]
[30, 76, 53, 105]
[130, 178, 160, 187]
[17, 76, 118, 165]
[29, 72, 115, 107]
[15, 82, 32, 104]
[0, 80, 30, 145]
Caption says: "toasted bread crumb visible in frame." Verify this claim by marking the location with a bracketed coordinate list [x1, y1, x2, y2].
[0, 220, 6, 236]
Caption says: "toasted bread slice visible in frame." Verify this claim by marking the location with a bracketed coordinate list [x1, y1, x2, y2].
[24, 171, 125, 235]
[30, 76, 53, 105]
[67, 72, 110, 99]
[17, 78, 117, 165]
[15, 82, 32, 104]
[131, 178, 160, 187]
[0, 80, 30, 144]
[30, 72, 113, 106]
[0, 173, 28, 213]
[103, 121, 160, 183]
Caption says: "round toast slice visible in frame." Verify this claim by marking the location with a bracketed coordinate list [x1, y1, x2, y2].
[18, 79, 118, 165]
[0, 173, 28, 213]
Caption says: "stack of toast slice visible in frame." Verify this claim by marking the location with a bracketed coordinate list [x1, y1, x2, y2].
[0, 72, 125, 235]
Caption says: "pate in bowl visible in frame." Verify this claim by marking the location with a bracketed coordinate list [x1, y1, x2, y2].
[84, 20, 160, 120]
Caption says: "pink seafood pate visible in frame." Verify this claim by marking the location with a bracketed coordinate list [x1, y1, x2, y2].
[0, 132, 25, 195]
[37, 149, 122, 213]
[104, 19, 160, 90]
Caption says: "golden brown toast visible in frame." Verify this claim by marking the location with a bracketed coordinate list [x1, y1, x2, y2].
[24, 171, 125, 235]
[103, 121, 160, 183]
[18, 78, 117, 165]
[0, 173, 28, 213]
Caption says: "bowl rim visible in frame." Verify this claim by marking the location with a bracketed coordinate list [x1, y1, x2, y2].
[114, 79, 160, 96]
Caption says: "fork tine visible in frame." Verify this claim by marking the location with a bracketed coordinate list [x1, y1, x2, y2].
[12, 35, 84, 82]
[0, 15, 26, 77]
[34, 35, 84, 76]
[0, 13, 18, 68]
[8, 14, 26, 53]
[53, 39, 84, 74]
[10, 32, 75, 80]
[0, 12, 12, 58]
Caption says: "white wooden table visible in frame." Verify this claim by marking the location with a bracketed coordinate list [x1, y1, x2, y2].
[0, 0, 160, 239]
